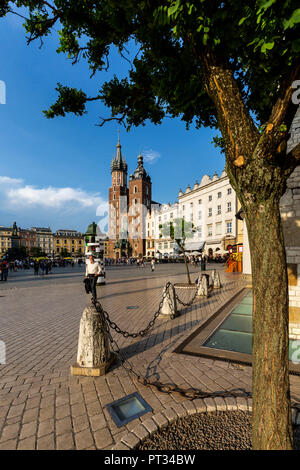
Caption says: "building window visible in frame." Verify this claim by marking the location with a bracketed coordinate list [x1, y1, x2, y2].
[170, 213, 173, 219]
[227, 202, 232, 212]
[208, 208, 212, 217]
[227, 188, 232, 195]
[217, 205, 221, 215]
[198, 199, 202, 204]
[198, 227, 202, 238]
[164, 242, 168, 249]
[198, 211, 202, 220]
[218, 192, 222, 198]
[207, 225, 212, 237]
[216, 222, 222, 236]
[226, 221, 232, 233]
[208, 195, 212, 202]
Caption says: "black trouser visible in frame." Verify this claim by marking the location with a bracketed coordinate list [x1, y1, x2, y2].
[1, 269, 8, 281]
[88, 275, 98, 300]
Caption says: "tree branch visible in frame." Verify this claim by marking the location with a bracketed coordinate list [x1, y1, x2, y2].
[268, 63, 300, 130]
[198, 50, 259, 163]
[96, 112, 127, 128]
[255, 64, 300, 160]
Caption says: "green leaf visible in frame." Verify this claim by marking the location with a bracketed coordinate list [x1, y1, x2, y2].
[283, 9, 300, 30]
[258, 0, 277, 12]
[261, 41, 274, 53]
[238, 16, 248, 26]
[168, 0, 180, 17]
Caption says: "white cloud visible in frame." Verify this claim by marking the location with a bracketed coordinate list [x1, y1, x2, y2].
[142, 149, 161, 164]
[7, 185, 105, 209]
[0, 176, 23, 186]
[0, 176, 108, 230]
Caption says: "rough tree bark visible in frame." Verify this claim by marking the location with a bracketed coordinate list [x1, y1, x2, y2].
[198, 49, 299, 449]
[176, 238, 192, 284]
[245, 197, 293, 449]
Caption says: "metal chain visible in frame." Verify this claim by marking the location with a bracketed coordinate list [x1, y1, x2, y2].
[93, 300, 251, 402]
[93, 281, 173, 339]
[174, 287, 199, 307]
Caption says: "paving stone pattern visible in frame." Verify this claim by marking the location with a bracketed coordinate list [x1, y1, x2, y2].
[0, 264, 300, 450]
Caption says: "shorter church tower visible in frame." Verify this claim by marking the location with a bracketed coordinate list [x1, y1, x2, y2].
[128, 154, 152, 258]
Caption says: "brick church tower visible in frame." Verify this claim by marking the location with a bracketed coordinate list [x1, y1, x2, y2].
[128, 154, 152, 258]
[108, 134, 129, 259]
[108, 135, 152, 260]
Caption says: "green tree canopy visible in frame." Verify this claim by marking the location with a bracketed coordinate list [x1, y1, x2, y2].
[160, 217, 195, 246]
[30, 246, 47, 258]
[4, 246, 28, 261]
[1, 0, 298, 140]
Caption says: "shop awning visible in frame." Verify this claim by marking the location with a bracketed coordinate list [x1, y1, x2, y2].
[174, 241, 205, 253]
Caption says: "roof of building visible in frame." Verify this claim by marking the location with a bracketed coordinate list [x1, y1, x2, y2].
[130, 154, 151, 182]
[111, 133, 128, 173]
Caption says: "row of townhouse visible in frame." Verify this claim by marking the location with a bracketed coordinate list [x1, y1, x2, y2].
[0, 225, 85, 258]
[145, 170, 243, 259]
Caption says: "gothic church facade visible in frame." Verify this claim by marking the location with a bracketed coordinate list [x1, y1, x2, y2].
[108, 136, 152, 259]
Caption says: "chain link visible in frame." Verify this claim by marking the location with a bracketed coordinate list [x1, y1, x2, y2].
[92, 294, 251, 402]
[96, 281, 175, 339]
[174, 286, 199, 307]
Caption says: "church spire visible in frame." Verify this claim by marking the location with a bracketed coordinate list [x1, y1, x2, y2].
[116, 129, 122, 162]
[111, 131, 127, 174]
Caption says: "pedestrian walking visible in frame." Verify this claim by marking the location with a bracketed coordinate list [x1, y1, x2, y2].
[150, 258, 155, 272]
[85, 255, 101, 301]
[0, 261, 8, 281]
[33, 260, 39, 275]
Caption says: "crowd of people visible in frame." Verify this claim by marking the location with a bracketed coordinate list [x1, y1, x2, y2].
[0, 257, 85, 282]
[103, 253, 228, 267]
[0, 251, 228, 283]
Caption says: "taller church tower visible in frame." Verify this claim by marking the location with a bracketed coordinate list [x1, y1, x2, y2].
[108, 133, 129, 259]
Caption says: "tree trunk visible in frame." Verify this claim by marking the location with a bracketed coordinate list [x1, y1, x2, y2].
[183, 252, 192, 285]
[245, 198, 293, 450]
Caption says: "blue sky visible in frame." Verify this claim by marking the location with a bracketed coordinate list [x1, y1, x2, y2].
[0, 10, 225, 233]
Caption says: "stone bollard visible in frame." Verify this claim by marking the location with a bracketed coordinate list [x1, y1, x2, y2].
[159, 283, 178, 318]
[71, 303, 115, 376]
[212, 269, 222, 289]
[197, 274, 210, 298]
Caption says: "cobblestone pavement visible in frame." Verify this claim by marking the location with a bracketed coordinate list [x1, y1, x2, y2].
[0, 263, 299, 450]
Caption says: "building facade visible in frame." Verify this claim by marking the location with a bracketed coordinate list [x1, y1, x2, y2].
[0, 226, 13, 257]
[155, 202, 180, 259]
[54, 230, 84, 257]
[178, 171, 240, 256]
[108, 136, 152, 259]
[31, 227, 54, 257]
[19, 229, 37, 255]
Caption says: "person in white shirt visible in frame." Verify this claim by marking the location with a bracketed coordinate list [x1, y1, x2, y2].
[85, 255, 101, 300]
